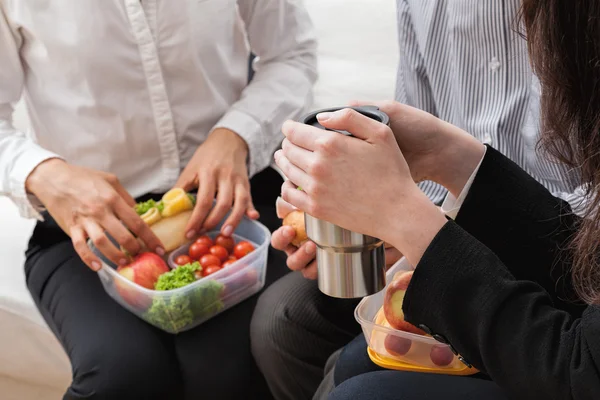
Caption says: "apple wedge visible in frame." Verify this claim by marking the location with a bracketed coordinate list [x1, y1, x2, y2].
[383, 271, 427, 335]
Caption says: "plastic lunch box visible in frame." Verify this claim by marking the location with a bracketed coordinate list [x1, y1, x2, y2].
[89, 216, 270, 334]
[355, 258, 477, 375]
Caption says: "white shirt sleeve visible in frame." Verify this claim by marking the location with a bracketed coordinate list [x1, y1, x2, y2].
[0, 9, 61, 219]
[441, 147, 488, 219]
[214, 0, 318, 177]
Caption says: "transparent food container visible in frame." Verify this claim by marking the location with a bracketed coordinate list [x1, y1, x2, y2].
[90, 217, 270, 334]
[355, 258, 477, 375]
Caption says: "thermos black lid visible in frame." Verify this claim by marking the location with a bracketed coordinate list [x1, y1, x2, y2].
[300, 105, 390, 137]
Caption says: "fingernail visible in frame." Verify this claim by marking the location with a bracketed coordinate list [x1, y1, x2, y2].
[316, 112, 332, 122]
[119, 258, 128, 266]
[305, 242, 316, 255]
[155, 247, 165, 256]
[91, 261, 101, 271]
[186, 230, 196, 240]
[222, 225, 233, 236]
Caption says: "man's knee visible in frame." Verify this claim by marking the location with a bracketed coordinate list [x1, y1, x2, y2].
[67, 346, 182, 400]
[250, 272, 318, 357]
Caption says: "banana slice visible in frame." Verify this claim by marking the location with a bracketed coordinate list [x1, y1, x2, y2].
[161, 188, 194, 218]
[140, 207, 162, 226]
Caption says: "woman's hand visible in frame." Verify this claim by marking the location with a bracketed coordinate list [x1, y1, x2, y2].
[175, 128, 259, 239]
[275, 108, 448, 266]
[351, 101, 485, 197]
[26, 159, 164, 271]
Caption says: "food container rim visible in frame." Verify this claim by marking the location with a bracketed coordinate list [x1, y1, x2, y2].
[354, 257, 445, 345]
[94, 217, 271, 296]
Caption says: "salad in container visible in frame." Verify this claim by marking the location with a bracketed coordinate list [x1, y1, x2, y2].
[355, 258, 478, 376]
[89, 188, 270, 334]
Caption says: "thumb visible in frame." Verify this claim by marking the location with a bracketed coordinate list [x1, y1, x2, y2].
[316, 108, 388, 142]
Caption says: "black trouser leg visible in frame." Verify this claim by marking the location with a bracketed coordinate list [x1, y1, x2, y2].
[250, 272, 362, 400]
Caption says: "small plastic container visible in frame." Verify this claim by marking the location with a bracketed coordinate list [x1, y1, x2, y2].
[90, 217, 270, 334]
[355, 258, 477, 375]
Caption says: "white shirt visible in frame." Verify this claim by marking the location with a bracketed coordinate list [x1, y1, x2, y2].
[0, 0, 317, 219]
[396, 0, 585, 214]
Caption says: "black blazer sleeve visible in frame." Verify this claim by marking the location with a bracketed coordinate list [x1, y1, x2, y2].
[455, 146, 585, 316]
[403, 147, 600, 400]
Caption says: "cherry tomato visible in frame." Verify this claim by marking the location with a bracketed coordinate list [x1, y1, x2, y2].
[210, 245, 229, 262]
[222, 259, 237, 269]
[195, 235, 214, 247]
[175, 254, 192, 266]
[234, 241, 255, 259]
[215, 235, 235, 253]
[194, 270, 203, 280]
[188, 242, 210, 260]
[200, 254, 222, 268]
[228, 255, 237, 261]
[202, 265, 222, 277]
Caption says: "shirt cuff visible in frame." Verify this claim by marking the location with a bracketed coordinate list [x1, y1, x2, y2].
[440, 147, 487, 219]
[10, 146, 63, 220]
[213, 109, 268, 177]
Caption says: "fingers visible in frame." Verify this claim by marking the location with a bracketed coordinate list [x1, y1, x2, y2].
[203, 179, 234, 232]
[347, 100, 398, 117]
[219, 181, 254, 235]
[281, 139, 315, 173]
[280, 180, 312, 212]
[301, 262, 318, 280]
[103, 173, 136, 207]
[245, 197, 260, 220]
[274, 151, 311, 192]
[281, 120, 337, 152]
[286, 240, 317, 272]
[70, 226, 103, 271]
[186, 172, 217, 238]
[102, 214, 141, 259]
[271, 226, 318, 277]
[82, 218, 127, 267]
[271, 226, 297, 250]
[316, 108, 391, 142]
[114, 198, 165, 256]
[276, 196, 297, 219]
[173, 167, 198, 192]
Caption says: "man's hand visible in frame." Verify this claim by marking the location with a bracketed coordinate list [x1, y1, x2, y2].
[272, 197, 317, 279]
[175, 128, 259, 239]
[26, 159, 164, 271]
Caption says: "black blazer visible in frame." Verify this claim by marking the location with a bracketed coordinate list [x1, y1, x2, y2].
[403, 146, 600, 400]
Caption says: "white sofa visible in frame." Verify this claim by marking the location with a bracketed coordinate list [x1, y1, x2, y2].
[0, 1, 398, 397]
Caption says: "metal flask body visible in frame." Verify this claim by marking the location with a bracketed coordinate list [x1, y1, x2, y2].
[300, 106, 389, 298]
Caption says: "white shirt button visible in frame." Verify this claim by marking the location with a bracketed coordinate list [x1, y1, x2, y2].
[489, 57, 501, 71]
[483, 133, 492, 144]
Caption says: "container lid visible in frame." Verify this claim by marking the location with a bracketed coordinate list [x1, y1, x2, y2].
[300, 105, 390, 137]
[367, 348, 479, 376]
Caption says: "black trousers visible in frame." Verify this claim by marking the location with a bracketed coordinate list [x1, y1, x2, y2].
[329, 334, 509, 400]
[25, 168, 288, 400]
[250, 271, 362, 400]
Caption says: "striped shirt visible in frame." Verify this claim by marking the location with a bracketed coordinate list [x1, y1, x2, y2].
[396, 0, 585, 214]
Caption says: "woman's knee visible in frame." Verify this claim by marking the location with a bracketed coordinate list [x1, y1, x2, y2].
[333, 334, 382, 386]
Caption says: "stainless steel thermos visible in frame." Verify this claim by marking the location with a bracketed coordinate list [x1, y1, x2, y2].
[300, 106, 390, 298]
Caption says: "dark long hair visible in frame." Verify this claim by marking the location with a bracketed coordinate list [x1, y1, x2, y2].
[521, 0, 600, 304]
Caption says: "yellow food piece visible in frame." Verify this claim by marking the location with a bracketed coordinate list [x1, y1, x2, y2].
[161, 188, 194, 218]
[150, 210, 193, 252]
[140, 207, 162, 226]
